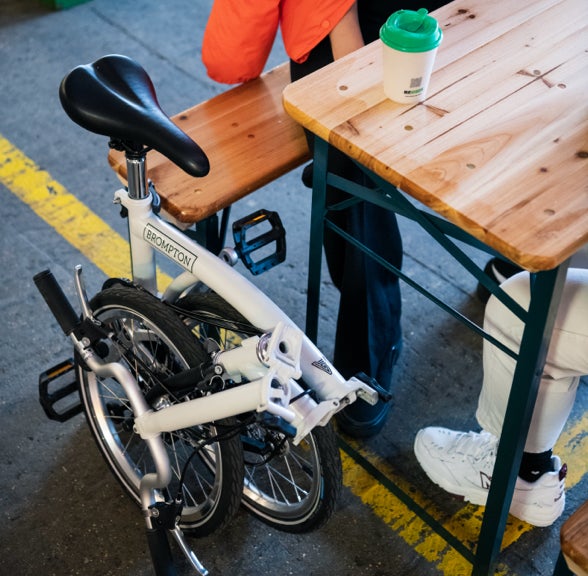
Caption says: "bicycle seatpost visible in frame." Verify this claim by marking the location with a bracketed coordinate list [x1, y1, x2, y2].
[108, 140, 159, 293]
[108, 137, 150, 201]
[125, 151, 149, 200]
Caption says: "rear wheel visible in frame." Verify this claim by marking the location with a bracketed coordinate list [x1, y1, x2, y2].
[78, 286, 243, 536]
[177, 291, 342, 532]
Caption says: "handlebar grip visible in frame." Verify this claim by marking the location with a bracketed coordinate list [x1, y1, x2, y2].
[33, 269, 81, 336]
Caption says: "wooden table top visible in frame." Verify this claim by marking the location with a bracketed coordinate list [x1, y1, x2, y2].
[283, 0, 588, 272]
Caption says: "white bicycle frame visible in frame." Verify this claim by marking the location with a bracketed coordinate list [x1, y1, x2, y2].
[64, 179, 379, 575]
[111, 184, 379, 445]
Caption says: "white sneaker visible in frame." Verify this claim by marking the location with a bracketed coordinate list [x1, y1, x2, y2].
[414, 427, 566, 527]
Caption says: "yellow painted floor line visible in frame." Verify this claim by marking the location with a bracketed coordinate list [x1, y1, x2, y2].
[341, 408, 587, 575]
[555, 414, 588, 487]
[340, 448, 500, 576]
[0, 134, 170, 287]
[2, 133, 587, 575]
[1, 135, 131, 280]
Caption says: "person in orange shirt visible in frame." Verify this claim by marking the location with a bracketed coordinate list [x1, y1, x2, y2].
[202, 1, 361, 84]
[203, 1, 449, 438]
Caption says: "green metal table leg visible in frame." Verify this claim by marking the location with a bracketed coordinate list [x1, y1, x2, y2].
[305, 138, 329, 343]
[473, 263, 569, 575]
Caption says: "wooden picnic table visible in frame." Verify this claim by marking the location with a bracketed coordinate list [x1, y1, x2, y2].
[283, 0, 587, 573]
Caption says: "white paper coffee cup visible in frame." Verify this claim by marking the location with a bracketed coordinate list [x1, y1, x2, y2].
[380, 8, 443, 104]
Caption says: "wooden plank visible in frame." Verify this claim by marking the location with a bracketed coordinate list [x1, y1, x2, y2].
[108, 62, 310, 224]
[561, 499, 588, 576]
[283, 0, 588, 270]
[330, 40, 587, 269]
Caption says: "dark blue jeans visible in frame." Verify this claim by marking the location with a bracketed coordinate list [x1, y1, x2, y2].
[291, 36, 403, 386]
[324, 150, 403, 385]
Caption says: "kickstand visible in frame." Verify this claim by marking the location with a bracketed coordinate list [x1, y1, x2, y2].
[170, 526, 209, 576]
[147, 500, 209, 576]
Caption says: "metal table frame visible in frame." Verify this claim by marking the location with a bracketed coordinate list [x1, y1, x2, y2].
[306, 136, 569, 575]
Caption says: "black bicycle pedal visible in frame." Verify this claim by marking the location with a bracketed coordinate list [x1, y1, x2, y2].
[39, 358, 82, 422]
[232, 209, 286, 275]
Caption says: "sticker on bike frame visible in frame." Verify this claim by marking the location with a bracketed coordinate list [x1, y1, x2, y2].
[312, 357, 333, 375]
[143, 224, 198, 273]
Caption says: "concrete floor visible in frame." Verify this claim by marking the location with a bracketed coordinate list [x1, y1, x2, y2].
[1, 1, 586, 575]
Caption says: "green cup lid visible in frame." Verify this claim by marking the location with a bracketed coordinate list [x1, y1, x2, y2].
[380, 8, 442, 53]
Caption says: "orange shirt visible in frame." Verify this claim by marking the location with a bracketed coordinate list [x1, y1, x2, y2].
[202, 0, 355, 84]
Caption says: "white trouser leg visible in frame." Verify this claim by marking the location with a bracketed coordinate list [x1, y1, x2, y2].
[476, 268, 588, 453]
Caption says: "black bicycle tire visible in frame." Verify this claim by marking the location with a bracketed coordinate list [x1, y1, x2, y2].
[77, 285, 243, 536]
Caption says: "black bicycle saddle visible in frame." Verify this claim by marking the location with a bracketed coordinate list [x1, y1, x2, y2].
[59, 54, 209, 177]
